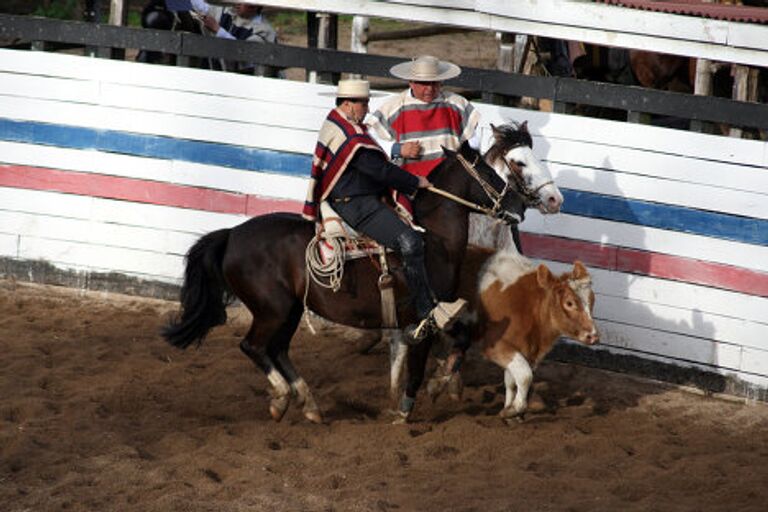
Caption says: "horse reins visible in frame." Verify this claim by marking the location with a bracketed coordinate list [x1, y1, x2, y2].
[426, 153, 513, 220]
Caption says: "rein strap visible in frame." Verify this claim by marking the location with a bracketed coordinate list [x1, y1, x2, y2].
[426, 153, 512, 220]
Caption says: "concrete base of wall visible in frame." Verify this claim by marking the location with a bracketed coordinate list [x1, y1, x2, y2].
[3, 257, 766, 403]
[0, 257, 179, 301]
[549, 343, 768, 403]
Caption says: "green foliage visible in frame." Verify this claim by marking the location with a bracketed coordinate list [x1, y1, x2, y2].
[269, 10, 306, 36]
[127, 10, 142, 27]
[33, 0, 80, 20]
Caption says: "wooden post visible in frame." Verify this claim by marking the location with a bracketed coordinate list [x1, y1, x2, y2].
[497, 32, 515, 73]
[308, 13, 338, 84]
[108, 0, 127, 26]
[729, 64, 750, 138]
[513, 34, 528, 74]
[106, 0, 128, 60]
[690, 58, 713, 132]
[483, 32, 516, 105]
[349, 16, 369, 80]
[351, 16, 369, 54]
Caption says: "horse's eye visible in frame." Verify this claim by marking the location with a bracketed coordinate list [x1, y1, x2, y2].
[515, 161, 526, 168]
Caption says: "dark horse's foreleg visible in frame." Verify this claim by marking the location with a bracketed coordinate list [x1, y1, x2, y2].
[428, 319, 471, 401]
[393, 333, 434, 423]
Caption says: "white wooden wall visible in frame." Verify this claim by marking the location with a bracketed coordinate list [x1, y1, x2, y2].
[1, 49, 767, 396]
[246, 0, 768, 67]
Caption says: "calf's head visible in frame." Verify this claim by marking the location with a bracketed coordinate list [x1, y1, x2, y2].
[537, 260, 599, 345]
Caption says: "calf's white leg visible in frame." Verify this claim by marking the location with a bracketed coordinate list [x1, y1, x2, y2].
[500, 352, 533, 418]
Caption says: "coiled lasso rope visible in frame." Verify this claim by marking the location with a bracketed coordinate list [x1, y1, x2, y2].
[303, 235, 347, 334]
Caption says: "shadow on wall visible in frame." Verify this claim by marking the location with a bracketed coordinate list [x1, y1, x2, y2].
[548, 154, 722, 391]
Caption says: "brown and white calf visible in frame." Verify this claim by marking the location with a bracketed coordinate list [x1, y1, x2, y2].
[475, 250, 599, 419]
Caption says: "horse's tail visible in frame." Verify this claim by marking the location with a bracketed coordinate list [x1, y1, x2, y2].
[162, 228, 233, 349]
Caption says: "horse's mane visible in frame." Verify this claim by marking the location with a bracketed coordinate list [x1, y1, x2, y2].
[484, 122, 533, 164]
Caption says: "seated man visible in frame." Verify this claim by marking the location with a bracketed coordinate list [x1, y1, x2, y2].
[137, 1, 280, 76]
[192, 0, 278, 76]
[303, 79, 465, 344]
[197, 1, 281, 76]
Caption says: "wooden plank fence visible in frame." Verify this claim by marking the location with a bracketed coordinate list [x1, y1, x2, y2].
[1, 14, 767, 132]
[1, 48, 767, 400]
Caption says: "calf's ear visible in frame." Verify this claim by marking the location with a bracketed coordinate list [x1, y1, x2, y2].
[572, 260, 588, 279]
[536, 264, 555, 288]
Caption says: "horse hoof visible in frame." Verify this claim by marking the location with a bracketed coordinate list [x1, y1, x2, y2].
[503, 416, 525, 426]
[447, 374, 463, 401]
[304, 408, 323, 424]
[499, 406, 525, 421]
[269, 396, 290, 422]
[391, 411, 409, 425]
[427, 377, 449, 402]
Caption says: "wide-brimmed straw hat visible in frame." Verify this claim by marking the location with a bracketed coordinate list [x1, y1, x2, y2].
[320, 79, 382, 99]
[389, 55, 461, 82]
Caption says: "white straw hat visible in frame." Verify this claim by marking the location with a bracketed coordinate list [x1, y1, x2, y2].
[320, 79, 378, 99]
[389, 55, 461, 82]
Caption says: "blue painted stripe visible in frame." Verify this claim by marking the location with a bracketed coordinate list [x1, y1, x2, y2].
[561, 189, 767, 246]
[0, 118, 312, 177]
[2, 118, 766, 247]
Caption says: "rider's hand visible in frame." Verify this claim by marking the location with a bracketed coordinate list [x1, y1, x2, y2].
[417, 176, 432, 189]
[202, 14, 220, 33]
[401, 141, 422, 159]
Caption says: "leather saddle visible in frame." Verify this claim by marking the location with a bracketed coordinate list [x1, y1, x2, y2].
[316, 202, 390, 263]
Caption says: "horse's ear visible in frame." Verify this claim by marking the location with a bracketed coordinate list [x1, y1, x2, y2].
[490, 124, 502, 140]
[520, 120, 529, 133]
[442, 145, 457, 157]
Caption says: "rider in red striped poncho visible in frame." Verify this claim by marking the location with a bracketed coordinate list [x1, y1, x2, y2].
[303, 80, 467, 345]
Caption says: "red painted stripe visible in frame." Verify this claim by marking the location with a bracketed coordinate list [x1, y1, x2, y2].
[2, 164, 766, 297]
[245, 196, 301, 216]
[615, 248, 768, 298]
[0, 164, 301, 216]
[520, 232, 768, 298]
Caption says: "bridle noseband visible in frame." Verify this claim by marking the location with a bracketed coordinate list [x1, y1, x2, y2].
[502, 156, 554, 209]
[425, 152, 520, 225]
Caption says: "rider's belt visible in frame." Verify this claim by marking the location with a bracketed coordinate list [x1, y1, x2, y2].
[331, 196, 352, 204]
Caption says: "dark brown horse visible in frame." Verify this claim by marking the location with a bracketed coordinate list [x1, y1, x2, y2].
[162, 131, 529, 424]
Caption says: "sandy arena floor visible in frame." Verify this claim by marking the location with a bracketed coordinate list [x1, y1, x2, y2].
[1, 279, 767, 511]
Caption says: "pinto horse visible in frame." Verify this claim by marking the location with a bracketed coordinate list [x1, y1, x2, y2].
[162, 132, 528, 423]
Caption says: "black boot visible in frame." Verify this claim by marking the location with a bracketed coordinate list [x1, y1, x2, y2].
[395, 230, 437, 345]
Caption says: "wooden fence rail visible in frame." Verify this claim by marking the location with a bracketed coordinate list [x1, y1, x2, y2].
[1, 14, 767, 132]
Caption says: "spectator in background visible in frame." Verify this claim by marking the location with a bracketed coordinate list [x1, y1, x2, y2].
[138, 1, 281, 77]
[193, 1, 280, 76]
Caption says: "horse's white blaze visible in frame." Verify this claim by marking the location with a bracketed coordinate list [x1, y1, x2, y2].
[504, 146, 564, 214]
[479, 248, 535, 293]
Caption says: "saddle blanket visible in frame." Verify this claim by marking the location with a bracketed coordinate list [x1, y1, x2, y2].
[317, 236, 388, 265]
[317, 201, 391, 264]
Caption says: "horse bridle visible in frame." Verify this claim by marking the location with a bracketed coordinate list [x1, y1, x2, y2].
[425, 153, 520, 225]
[500, 150, 555, 209]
